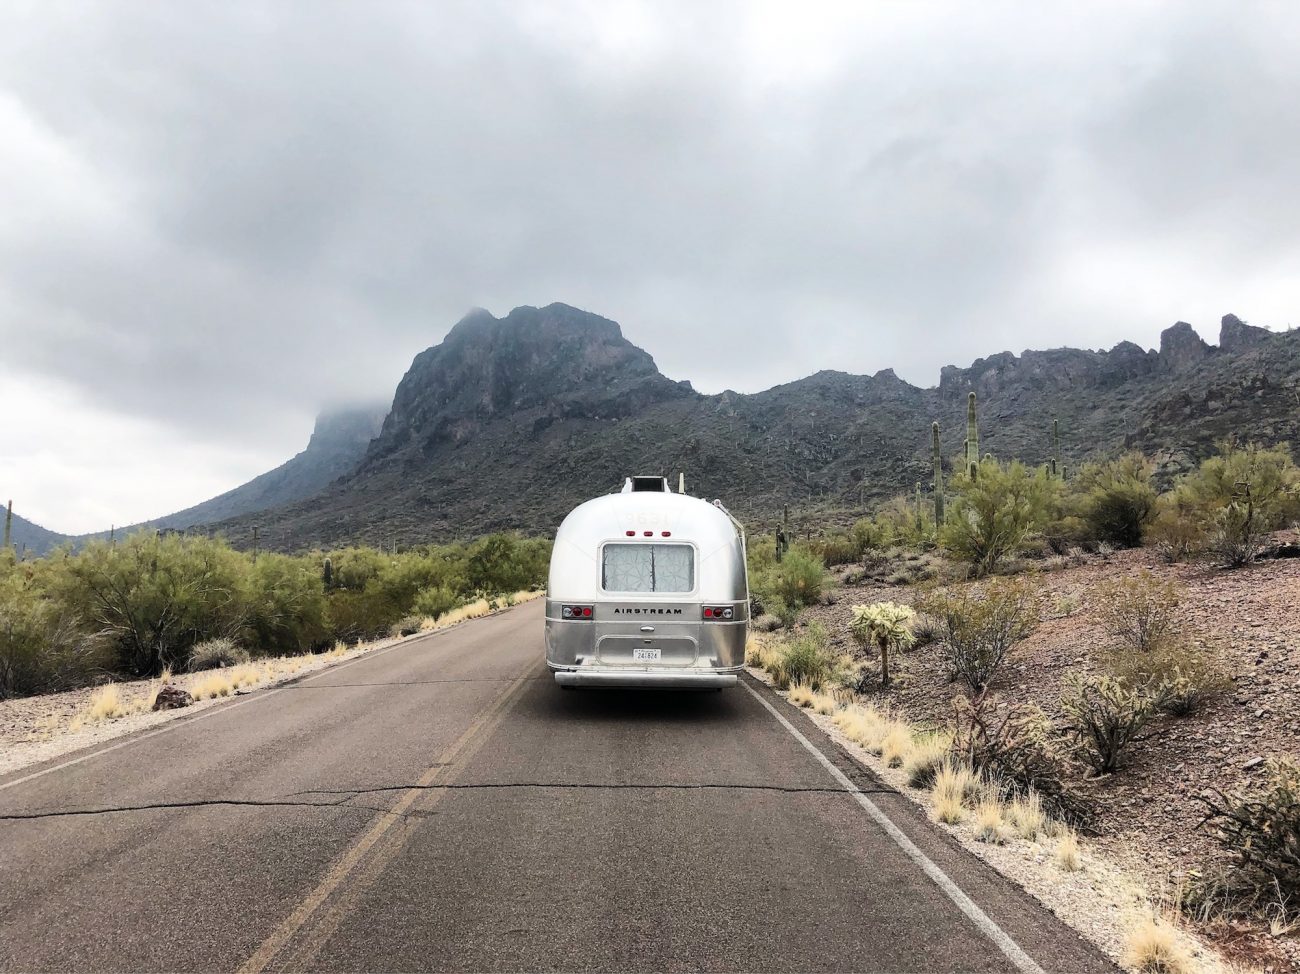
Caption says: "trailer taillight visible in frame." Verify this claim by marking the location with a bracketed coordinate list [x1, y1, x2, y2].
[562, 605, 594, 620]
[702, 606, 735, 621]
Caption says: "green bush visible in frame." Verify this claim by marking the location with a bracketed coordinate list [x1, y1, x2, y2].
[818, 532, 861, 568]
[51, 535, 248, 676]
[774, 623, 836, 690]
[940, 459, 1060, 575]
[465, 533, 549, 595]
[245, 554, 330, 655]
[756, 544, 826, 610]
[1180, 442, 1300, 567]
[917, 577, 1038, 691]
[0, 572, 108, 698]
[1061, 675, 1154, 774]
[1073, 453, 1158, 548]
[413, 585, 460, 620]
[1144, 492, 1207, 563]
[0, 529, 555, 696]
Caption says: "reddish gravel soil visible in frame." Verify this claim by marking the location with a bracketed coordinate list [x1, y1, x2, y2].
[799, 536, 1300, 970]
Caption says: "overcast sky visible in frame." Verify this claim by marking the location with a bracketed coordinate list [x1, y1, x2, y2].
[2, 1, 1298, 533]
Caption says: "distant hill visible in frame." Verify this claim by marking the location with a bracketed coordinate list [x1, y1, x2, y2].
[196, 304, 1300, 551]
[2, 505, 67, 558]
[148, 404, 387, 531]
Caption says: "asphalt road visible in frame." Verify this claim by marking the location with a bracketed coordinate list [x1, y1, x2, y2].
[0, 600, 1114, 973]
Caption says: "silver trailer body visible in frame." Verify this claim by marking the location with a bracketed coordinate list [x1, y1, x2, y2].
[546, 479, 749, 689]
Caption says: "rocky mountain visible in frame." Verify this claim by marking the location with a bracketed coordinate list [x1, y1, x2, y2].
[146, 404, 387, 532]
[202, 304, 1300, 551]
[2, 506, 67, 558]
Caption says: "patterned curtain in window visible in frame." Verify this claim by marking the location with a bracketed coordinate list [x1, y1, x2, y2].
[603, 544, 655, 591]
[651, 544, 693, 592]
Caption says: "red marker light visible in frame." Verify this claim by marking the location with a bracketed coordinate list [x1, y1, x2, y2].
[625, 530, 635, 536]
[662, 531, 671, 537]
[643, 530, 653, 536]
[582, 607, 592, 618]
[704, 607, 714, 618]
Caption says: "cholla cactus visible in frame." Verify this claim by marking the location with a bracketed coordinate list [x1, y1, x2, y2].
[850, 601, 917, 687]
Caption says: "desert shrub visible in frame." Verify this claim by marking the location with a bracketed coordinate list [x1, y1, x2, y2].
[818, 532, 861, 568]
[941, 459, 1061, 575]
[390, 615, 424, 638]
[773, 624, 836, 690]
[1107, 639, 1230, 717]
[1061, 675, 1154, 774]
[1181, 441, 1300, 567]
[849, 601, 916, 687]
[187, 637, 250, 672]
[917, 577, 1038, 691]
[465, 533, 550, 595]
[0, 574, 109, 698]
[909, 613, 940, 648]
[412, 585, 460, 620]
[325, 546, 391, 591]
[1093, 572, 1182, 653]
[1199, 758, 1300, 913]
[754, 545, 826, 613]
[1073, 453, 1158, 549]
[326, 589, 399, 644]
[950, 691, 1089, 825]
[51, 535, 248, 676]
[244, 554, 330, 655]
[1144, 491, 1207, 563]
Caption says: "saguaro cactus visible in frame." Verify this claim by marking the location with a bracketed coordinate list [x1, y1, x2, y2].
[1052, 418, 1063, 479]
[914, 483, 924, 534]
[323, 556, 334, 590]
[965, 392, 980, 479]
[931, 422, 945, 524]
[3, 499, 11, 551]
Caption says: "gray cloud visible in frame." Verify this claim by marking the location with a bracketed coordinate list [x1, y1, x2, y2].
[2, 0, 1298, 531]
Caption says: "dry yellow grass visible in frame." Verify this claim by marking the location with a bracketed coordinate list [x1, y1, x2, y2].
[1006, 790, 1046, 841]
[880, 727, 912, 768]
[787, 682, 816, 708]
[974, 799, 1011, 845]
[1123, 914, 1193, 974]
[810, 691, 838, 716]
[932, 761, 981, 807]
[901, 732, 951, 788]
[86, 685, 127, 721]
[933, 791, 965, 824]
[745, 635, 764, 667]
[1054, 829, 1082, 872]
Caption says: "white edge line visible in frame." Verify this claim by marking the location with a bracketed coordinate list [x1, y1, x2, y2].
[742, 679, 1048, 974]
[0, 609, 509, 794]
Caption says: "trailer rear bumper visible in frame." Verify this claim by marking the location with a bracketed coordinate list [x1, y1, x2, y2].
[552, 667, 739, 689]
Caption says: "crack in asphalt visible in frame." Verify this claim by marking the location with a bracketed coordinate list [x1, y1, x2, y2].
[0, 795, 402, 822]
[0, 781, 899, 821]
[290, 781, 900, 798]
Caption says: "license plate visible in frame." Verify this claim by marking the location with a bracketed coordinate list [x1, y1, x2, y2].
[633, 647, 661, 663]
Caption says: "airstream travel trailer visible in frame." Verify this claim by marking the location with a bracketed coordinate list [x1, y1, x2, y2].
[545, 476, 749, 689]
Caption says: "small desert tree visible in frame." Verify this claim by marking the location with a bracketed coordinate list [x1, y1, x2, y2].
[1181, 441, 1300, 566]
[941, 459, 1059, 574]
[917, 577, 1037, 691]
[849, 601, 916, 687]
[1073, 453, 1158, 548]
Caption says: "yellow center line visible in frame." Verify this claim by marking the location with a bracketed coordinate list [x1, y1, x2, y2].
[238, 665, 536, 974]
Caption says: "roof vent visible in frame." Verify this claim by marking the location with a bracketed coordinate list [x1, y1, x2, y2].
[626, 476, 670, 493]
